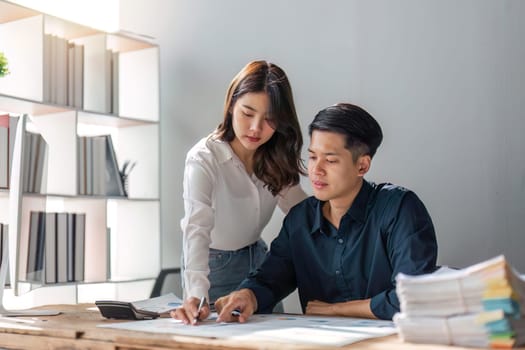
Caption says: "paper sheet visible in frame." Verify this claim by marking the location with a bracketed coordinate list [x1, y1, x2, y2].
[132, 293, 183, 314]
[99, 313, 397, 347]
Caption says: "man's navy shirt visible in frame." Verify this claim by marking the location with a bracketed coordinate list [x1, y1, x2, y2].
[239, 180, 438, 320]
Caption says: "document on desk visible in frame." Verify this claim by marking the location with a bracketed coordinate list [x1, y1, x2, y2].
[131, 293, 183, 314]
[99, 313, 397, 347]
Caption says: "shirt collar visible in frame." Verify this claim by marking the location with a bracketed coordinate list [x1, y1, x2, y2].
[310, 179, 373, 235]
[348, 179, 372, 223]
[206, 134, 234, 164]
[206, 134, 258, 183]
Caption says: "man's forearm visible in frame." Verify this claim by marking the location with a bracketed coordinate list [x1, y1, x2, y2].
[306, 298, 376, 319]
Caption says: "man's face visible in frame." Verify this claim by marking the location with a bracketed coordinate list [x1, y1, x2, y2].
[307, 130, 368, 205]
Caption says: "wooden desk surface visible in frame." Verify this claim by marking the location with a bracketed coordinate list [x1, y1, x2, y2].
[0, 304, 519, 350]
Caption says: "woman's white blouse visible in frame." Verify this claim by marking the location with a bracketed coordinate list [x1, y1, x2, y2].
[180, 134, 307, 300]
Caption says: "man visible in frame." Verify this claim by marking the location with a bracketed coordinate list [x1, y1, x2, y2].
[203, 103, 437, 322]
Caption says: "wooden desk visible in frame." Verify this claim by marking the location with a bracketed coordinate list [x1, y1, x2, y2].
[0, 304, 517, 350]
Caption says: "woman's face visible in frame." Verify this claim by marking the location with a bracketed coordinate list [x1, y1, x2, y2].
[231, 92, 276, 153]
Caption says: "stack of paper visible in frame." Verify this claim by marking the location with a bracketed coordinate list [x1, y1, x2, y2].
[394, 255, 525, 348]
[477, 309, 525, 348]
[394, 312, 489, 348]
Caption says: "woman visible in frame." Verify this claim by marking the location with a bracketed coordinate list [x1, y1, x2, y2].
[173, 60, 307, 324]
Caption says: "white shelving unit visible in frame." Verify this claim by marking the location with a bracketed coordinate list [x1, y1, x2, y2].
[0, 0, 160, 309]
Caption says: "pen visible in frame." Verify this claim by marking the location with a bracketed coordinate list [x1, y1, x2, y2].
[194, 296, 206, 324]
[231, 309, 241, 317]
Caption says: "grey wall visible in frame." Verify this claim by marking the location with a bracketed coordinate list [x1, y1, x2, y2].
[120, 0, 525, 306]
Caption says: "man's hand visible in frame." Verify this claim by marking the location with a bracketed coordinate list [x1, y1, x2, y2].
[214, 289, 257, 323]
[305, 300, 336, 316]
[170, 296, 210, 325]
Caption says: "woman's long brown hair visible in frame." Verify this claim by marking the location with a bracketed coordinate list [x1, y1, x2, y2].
[216, 60, 305, 195]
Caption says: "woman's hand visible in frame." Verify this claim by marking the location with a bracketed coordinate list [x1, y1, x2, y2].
[170, 296, 210, 325]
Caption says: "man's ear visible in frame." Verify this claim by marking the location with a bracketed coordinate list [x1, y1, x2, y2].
[357, 155, 371, 177]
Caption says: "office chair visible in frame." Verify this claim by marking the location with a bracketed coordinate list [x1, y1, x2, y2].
[150, 267, 183, 298]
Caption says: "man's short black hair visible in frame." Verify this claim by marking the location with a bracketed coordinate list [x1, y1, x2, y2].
[308, 103, 383, 161]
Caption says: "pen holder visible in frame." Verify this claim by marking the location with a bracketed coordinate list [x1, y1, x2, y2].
[119, 160, 136, 197]
[121, 174, 129, 197]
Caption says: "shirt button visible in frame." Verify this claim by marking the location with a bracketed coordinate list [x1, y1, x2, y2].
[338, 238, 344, 244]
[335, 270, 340, 275]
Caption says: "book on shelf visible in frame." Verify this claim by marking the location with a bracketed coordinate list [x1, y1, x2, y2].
[106, 227, 111, 280]
[0, 224, 5, 264]
[105, 135, 125, 196]
[56, 212, 68, 283]
[44, 212, 57, 284]
[73, 44, 84, 109]
[42, 34, 84, 108]
[74, 213, 85, 282]
[66, 212, 86, 282]
[0, 223, 10, 286]
[111, 51, 119, 114]
[67, 41, 85, 109]
[92, 135, 106, 195]
[55, 35, 68, 106]
[394, 255, 525, 349]
[26, 212, 45, 282]
[22, 131, 48, 193]
[22, 131, 32, 192]
[66, 213, 75, 282]
[8, 116, 19, 184]
[70, 34, 112, 113]
[43, 34, 84, 108]
[67, 43, 75, 108]
[26, 211, 86, 284]
[78, 134, 125, 197]
[77, 136, 90, 195]
[0, 114, 8, 188]
[43, 34, 52, 103]
[0, 114, 18, 189]
[32, 132, 47, 193]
